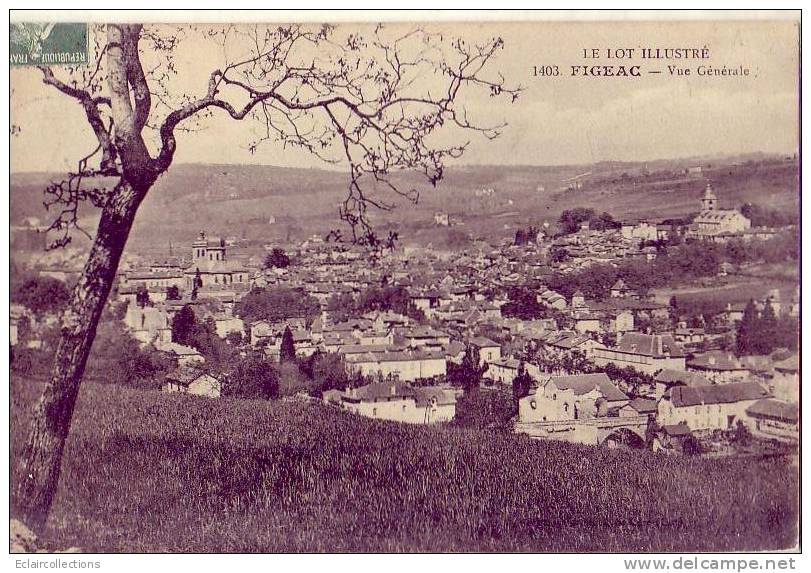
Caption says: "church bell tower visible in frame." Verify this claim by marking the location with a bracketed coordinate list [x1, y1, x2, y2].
[701, 183, 717, 212]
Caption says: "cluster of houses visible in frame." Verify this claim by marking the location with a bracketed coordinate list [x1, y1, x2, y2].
[11, 182, 798, 450]
[552, 223, 657, 270]
[105, 199, 798, 442]
[549, 184, 786, 272]
[513, 329, 798, 449]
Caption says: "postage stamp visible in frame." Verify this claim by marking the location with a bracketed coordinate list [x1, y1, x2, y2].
[9, 22, 88, 66]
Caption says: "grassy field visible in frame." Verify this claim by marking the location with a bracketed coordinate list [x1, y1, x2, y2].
[11, 378, 798, 553]
[651, 273, 797, 310]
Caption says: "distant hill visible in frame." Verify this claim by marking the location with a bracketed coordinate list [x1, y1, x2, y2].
[11, 153, 798, 251]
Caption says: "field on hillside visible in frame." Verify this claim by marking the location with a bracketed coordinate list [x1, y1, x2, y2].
[651, 273, 798, 309]
[11, 155, 798, 251]
[11, 378, 798, 553]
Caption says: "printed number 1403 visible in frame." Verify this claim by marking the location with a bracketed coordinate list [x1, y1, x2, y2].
[533, 65, 560, 77]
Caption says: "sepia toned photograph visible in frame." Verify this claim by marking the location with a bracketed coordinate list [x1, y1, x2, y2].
[8, 9, 801, 557]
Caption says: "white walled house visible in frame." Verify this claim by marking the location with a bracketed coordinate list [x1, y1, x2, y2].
[573, 312, 602, 334]
[414, 387, 457, 423]
[770, 355, 799, 402]
[653, 369, 712, 400]
[336, 382, 456, 424]
[620, 220, 658, 242]
[592, 333, 686, 374]
[124, 304, 169, 343]
[156, 341, 205, 366]
[162, 371, 222, 398]
[487, 357, 522, 385]
[123, 270, 186, 290]
[250, 320, 274, 346]
[469, 337, 502, 365]
[214, 315, 244, 339]
[537, 331, 601, 359]
[399, 326, 451, 350]
[343, 350, 447, 382]
[612, 311, 634, 333]
[745, 399, 799, 442]
[359, 330, 395, 346]
[686, 351, 749, 384]
[656, 382, 770, 434]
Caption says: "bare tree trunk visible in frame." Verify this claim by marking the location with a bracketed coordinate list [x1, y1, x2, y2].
[14, 179, 147, 532]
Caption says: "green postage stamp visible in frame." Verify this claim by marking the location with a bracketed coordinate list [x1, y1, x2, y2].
[9, 22, 88, 66]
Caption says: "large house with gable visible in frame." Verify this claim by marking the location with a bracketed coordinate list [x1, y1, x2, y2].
[656, 382, 770, 434]
[342, 349, 447, 382]
[591, 333, 686, 374]
[330, 381, 457, 424]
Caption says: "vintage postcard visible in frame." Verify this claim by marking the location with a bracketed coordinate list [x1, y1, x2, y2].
[8, 9, 801, 559]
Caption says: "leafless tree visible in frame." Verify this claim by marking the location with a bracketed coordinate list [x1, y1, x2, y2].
[13, 22, 520, 531]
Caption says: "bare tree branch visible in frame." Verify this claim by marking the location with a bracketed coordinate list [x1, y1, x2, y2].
[152, 24, 522, 241]
[35, 23, 522, 247]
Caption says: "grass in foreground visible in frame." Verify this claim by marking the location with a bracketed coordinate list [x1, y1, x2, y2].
[11, 378, 798, 552]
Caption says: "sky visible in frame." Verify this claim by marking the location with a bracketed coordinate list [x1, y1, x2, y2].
[10, 18, 800, 173]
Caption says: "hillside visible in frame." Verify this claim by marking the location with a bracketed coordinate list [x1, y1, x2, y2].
[11, 378, 798, 552]
[10, 154, 799, 251]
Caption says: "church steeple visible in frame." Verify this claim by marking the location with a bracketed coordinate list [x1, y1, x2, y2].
[701, 183, 717, 212]
[192, 231, 208, 263]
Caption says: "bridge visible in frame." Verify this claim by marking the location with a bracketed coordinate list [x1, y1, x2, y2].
[514, 414, 649, 448]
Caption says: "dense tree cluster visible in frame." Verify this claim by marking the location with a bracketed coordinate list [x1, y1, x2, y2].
[669, 296, 728, 327]
[13, 320, 176, 388]
[234, 287, 321, 326]
[501, 287, 546, 320]
[357, 285, 410, 314]
[11, 275, 71, 317]
[223, 351, 280, 400]
[735, 300, 798, 355]
[325, 292, 357, 323]
[548, 245, 569, 264]
[280, 326, 296, 362]
[514, 226, 540, 246]
[546, 231, 798, 301]
[84, 322, 177, 389]
[263, 248, 291, 270]
[739, 203, 796, 228]
[511, 362, 534, 403]
[447, 345, 488, 394]
[453, 389, 516, 429]
[170, 305, 234, 368]
[303, 351, 351, 394]
[10, 325, 64, 379]
[557, 208, 620, 235]
[327, 285, 425, 323]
